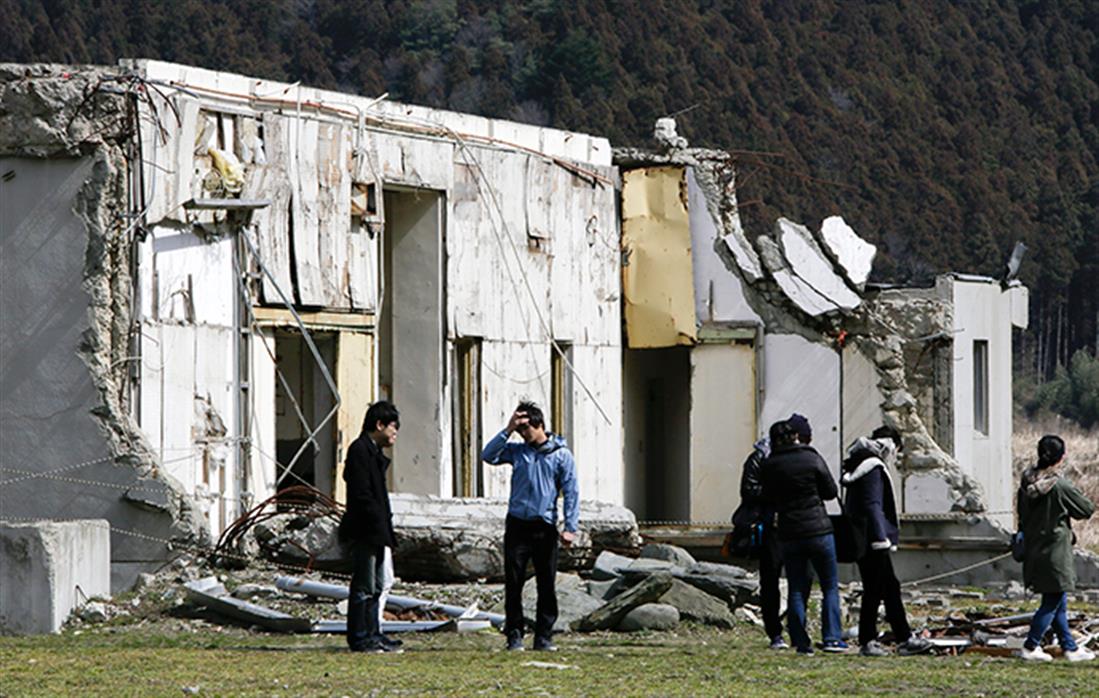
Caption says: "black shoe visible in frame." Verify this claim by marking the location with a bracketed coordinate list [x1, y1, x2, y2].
[533, 636, 558, 652]
[506, 631, 524, 651]
[380, 634, 403, 649]
[352, 641, 403, 654]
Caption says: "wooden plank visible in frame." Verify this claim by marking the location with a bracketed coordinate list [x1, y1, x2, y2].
[251, 306, 375, 328]
[335, 332, 374, 504]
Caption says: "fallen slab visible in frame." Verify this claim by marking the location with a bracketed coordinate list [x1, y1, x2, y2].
[817, 216, 875, 290]
[184, 577, 311, 633]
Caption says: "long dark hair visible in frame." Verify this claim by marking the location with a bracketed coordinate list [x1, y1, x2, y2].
[1036, 434, 1065, 470]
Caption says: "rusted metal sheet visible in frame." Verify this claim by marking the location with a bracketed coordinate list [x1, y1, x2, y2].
[621, 166, 698, 348]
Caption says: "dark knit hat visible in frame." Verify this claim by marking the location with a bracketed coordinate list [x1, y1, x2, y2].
[788, 413, 812, 443]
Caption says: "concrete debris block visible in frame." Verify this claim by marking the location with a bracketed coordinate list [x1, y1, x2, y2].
[523, 574, 602, 633]
[122, 479, 173, 512]
[734, 606, 763, 627]
[677, 573, 759, 609]
[573, 572, 675, 632]
[658, 579, 735, 628]
[0, 519, 111, 635]
[617, 603, 680, 632]
[132, 573, 157, 593]
[231, 584, 280, 600]
[818, 216, 876, 290]
[684, 561, 750, 579]
[640, 543, 696, 568]
[949, 590, 984, 600]
[776, 218, 862, 312]
[586, 578, 626, 601]
[653, 118, 688, 150]
[590, 550, 637, 581]
[757, 235, 841, 316]
[78, 602, 110, 623]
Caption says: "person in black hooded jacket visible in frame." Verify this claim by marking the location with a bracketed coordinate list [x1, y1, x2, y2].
[760, 418, 844, 654]
[842, 426, 931, 657]
[338, 401, 401, 653]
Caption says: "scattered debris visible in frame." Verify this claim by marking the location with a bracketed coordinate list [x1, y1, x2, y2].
[184, 577, 311, 633]
[521, 661, 577, 670]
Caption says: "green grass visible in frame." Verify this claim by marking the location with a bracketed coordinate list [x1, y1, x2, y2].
[2, 625, 1097, 697]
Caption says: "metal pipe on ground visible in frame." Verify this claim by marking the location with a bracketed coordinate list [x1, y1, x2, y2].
[275, 575, 506, 627]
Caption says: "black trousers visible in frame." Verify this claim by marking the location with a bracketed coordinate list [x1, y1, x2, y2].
[856, 549, 911, 646]
[504, 515, 559, 638]
[758, 526, 785, 641]
[347, 540, 385, 650]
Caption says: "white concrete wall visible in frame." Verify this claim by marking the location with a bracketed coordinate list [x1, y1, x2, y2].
[949, 278, 1016, 522]
[0, 520, 111, 635]
[761, 334, 842, 479]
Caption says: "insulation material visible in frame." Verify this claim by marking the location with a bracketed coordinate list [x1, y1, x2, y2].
[819, 216, 875, 291]
[621, 167, 698, 348]
[287, 116, 326, 306]
[149, 225, 235, 326]
[375, 134, 454, 190]
[251, 113, 294, 304]
[142, 96, 199, 224]
[316, 122, 352, 308]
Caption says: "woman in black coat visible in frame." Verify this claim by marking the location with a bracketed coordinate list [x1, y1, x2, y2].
[841, 426, 931, 657]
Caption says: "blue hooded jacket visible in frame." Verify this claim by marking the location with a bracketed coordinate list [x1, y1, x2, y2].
[481, 429, 579, 531]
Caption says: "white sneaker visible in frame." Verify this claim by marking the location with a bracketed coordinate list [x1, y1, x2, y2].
[1064, 647, 1096, 662]
[1019, 645, 1053, 662]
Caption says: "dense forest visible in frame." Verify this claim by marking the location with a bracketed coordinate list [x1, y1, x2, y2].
[4, 0, 1097, 383]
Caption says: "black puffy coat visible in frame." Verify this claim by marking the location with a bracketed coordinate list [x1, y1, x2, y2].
[760, 443, 838, 541]
[337, 433, 396, 547]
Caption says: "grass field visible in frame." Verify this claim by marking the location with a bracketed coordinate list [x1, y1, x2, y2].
[2, 624, 1098, 697]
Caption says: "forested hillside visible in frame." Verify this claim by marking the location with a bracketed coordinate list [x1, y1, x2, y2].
[4, 0, 1097, 379]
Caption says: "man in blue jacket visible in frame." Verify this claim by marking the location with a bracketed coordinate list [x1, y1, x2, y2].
[482, 401, 579, 652]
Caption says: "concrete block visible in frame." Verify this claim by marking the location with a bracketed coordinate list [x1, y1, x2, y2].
[1, 519, 111, 634]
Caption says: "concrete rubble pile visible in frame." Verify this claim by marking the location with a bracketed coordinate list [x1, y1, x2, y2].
[243, 495, 642, 583]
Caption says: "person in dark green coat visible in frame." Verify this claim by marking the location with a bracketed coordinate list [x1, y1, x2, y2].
[1017, 434, 1096, 662]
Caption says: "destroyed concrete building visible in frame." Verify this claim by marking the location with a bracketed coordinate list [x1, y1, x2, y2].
[1, 61, 622, 594]
[2, 59, 1072, 623]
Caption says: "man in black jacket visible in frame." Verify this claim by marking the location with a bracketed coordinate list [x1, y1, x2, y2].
[842, 425, 932, 657]
[760, 418, 845, 654]
[338, 401, 402, 653]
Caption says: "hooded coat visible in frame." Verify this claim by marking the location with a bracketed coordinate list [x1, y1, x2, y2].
[841, 437, 900, 559]
[1017, 466, 1095, 592]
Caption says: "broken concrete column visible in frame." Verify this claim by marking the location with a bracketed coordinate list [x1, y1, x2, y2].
[573, 572, 675, 632]
[0, 520, 111, 634]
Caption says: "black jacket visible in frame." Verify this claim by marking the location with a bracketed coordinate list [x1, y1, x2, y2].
[760, 443, 838, 541]
[734, 441, 769, 527]
[338, 433, 396, 547]
[841, 438, 900, 559]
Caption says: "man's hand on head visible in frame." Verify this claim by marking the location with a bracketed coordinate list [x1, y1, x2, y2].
[559, 530, 576, 548]
[506, 410, 530, 435]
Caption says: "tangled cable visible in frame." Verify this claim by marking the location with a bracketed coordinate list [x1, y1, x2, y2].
[213, 485, 344, 569]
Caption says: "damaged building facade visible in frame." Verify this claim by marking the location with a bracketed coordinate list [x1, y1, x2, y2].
[1, 61, 621, 591]
[2, 61, 1046, 601]
[615, 134, 1041, 583]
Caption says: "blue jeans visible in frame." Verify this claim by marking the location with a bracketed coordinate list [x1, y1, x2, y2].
[1025, 592, 1078, 651]
[782, 533, 842, 651]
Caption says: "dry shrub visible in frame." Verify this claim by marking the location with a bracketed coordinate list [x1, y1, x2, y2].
[1014, 416, 1099, 552]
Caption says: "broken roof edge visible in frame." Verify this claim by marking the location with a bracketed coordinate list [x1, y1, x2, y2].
[123, 59, 613, 169]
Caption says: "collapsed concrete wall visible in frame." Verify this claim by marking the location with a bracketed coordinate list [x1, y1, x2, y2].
[0, 64, 206, 592]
